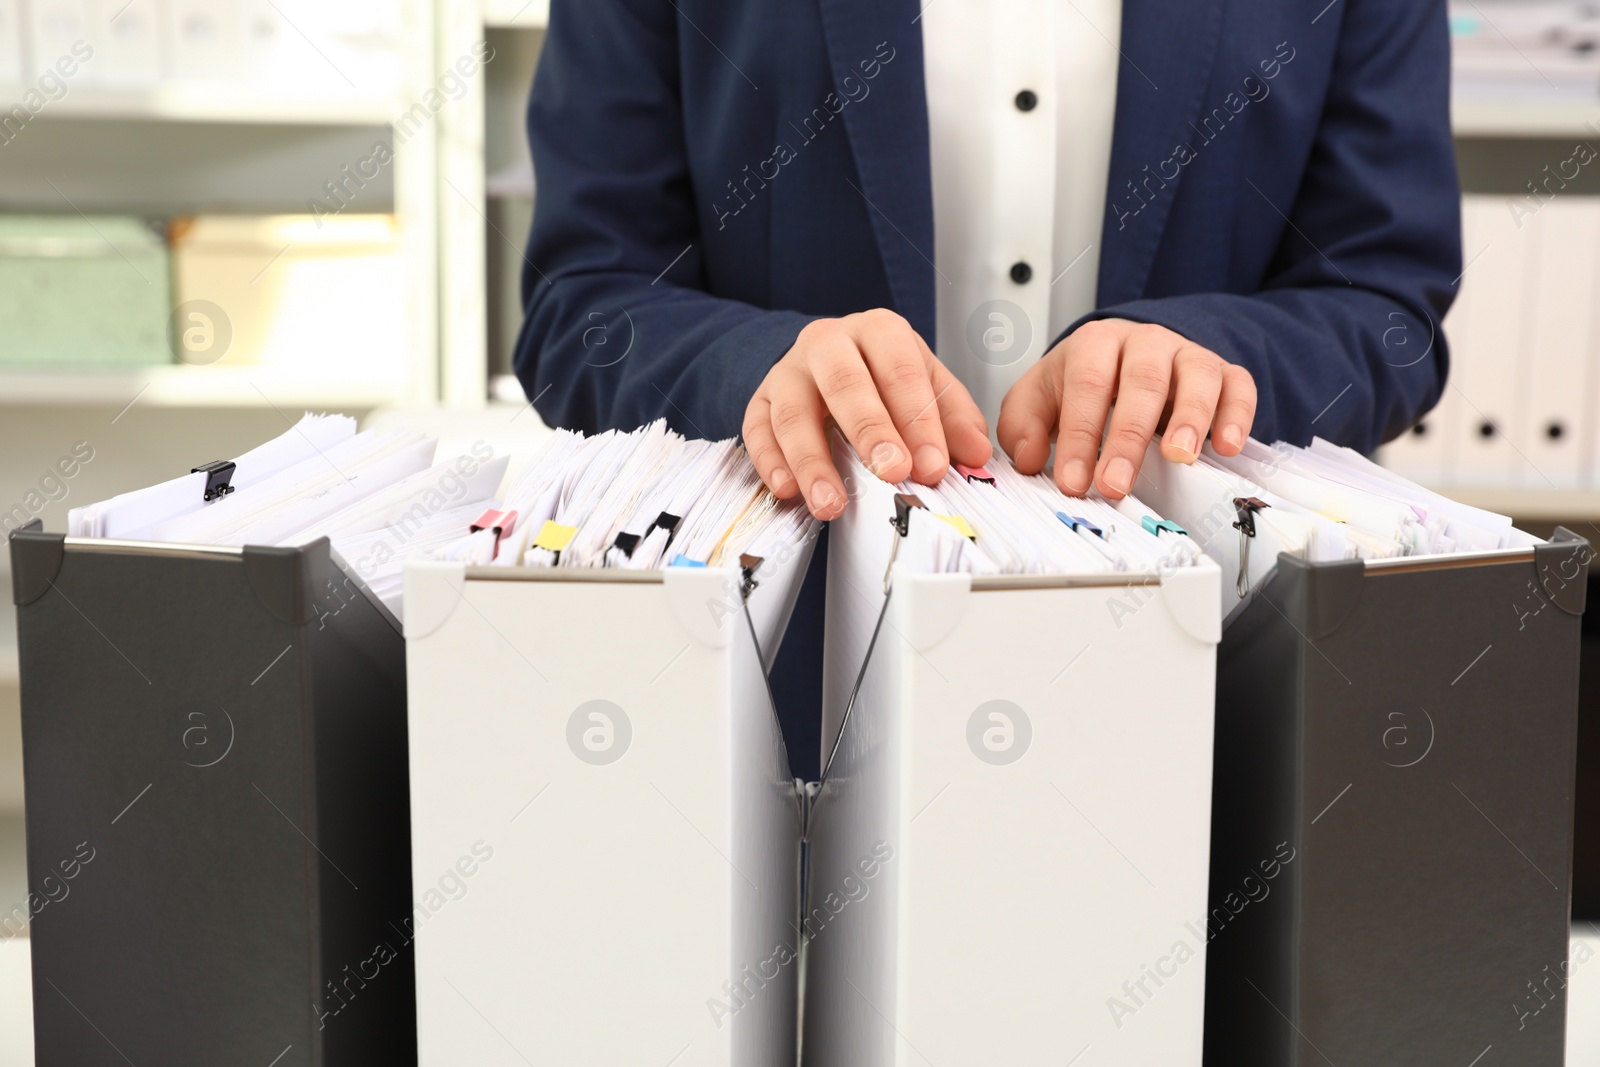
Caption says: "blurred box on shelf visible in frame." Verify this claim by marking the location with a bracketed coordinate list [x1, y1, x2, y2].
[1451, 0, 1600, 100]
[0, 0, 23, 84]
[169, 214, 406, 382]
[0, 215, 172, 369]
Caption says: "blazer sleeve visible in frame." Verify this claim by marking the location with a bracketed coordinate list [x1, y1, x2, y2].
[1075, 0, 1461, 455]
[513, 0, 817, 439]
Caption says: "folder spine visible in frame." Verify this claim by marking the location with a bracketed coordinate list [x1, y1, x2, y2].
[11, 531, 415, 1066]
[1208, 541, 1587, 1066]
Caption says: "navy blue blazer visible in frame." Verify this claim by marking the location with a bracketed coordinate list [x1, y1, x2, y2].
[515, 0, 1461, 455]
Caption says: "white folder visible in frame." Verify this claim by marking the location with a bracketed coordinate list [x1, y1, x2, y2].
[0, 0, 23, 84]
[403, 542, 815, 1067]
[805, 451, 1221, 1065]
[24, 0, 88, 79]
[88, 0, 160, 84]
[1452, 195, 1532, 485]
[1522, 195, 1600, 485]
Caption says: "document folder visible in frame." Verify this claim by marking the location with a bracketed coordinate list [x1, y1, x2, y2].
[1202, 536, 1589, 1066]
[802, 454, 1223, 1065]
[403, 541, 815, 1066]
[9, 526, 416, 1067]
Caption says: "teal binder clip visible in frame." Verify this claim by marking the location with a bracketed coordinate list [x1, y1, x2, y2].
[1142, 516, 1188, 537]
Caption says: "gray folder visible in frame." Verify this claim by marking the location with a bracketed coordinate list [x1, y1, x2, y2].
[9, 526, 416, 1066]
[1204, 530, 1589, 1066]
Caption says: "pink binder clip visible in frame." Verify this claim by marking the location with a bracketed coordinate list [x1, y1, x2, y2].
[954, 463, 996, 485]
[469, 509, 519, 559]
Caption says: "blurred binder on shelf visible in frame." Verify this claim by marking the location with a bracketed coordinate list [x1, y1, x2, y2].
[1452, 196, 1531, 485]
[9, 527, 416, 1067]
[0, 0, 23, 84]
[1521, 196, 1599, 485]
[89, 0, 160, 84]
[23, 0, 87, 78]
[166, 0, 242, 82]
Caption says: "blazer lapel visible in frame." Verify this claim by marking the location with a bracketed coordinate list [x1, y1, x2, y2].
[815, 0, 937, 343]
[1097, 0, 1230, 306]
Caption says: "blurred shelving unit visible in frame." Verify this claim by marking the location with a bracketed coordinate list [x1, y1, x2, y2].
[0, 84, 398, 125]
[1, 365, 411, 409]
[433, 0, 547, 409]
[0, 0, 441, 414]
[1452, 98, 1600, 137]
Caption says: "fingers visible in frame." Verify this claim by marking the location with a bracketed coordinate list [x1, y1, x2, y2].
[1156, 344, 1224, 466]
[742, 396, 797, 500]
[765, 366, 849, 520]
[855, 311, 951, 484]
[1050, 322, 1124, 496]
[996, 356, 1060, 477]
[1094, 326, 1177, 498]
[1211, 364, 1258, 455]
[927, 352, 994, 470]
[805, 320, 915, 484]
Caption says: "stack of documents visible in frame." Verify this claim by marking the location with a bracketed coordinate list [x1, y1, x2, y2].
[1130, 436, 1541, 618]
[431, 419, 818, 572]
[67, 413, 508, 620]
[831, 435, 1205, 579]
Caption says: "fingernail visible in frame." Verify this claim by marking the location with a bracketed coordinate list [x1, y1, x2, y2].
[809, 480, 841, 516]
[1061, 459, 1089, 493]
[1167, 426, 1198, 460]
[914, 445, 945, 477]
[1219, 424, 1244, 450]
[1103, 457, 1134, 495]
[869, 442, 903, 477]
[769, 467, 793, 493]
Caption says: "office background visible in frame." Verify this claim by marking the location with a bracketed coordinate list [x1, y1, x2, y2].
[0, 0, 1598, 1058]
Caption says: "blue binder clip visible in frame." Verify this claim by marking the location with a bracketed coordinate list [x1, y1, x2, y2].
[669, 554, 706, 568]
[1141, 516, 1187, 537]
[1056, 512, 1103, 538]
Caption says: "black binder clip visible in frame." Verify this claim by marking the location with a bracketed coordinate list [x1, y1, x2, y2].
[739, 553, 763, 601]
[191, 460, 237, 503]
[648, 512, 682, 548]
[612, 532, 641, 558]
[1232, 497, 1269, 597]
[884, 493, 926, 592]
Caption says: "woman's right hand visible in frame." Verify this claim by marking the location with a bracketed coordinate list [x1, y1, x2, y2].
[741, 309, 993, 519]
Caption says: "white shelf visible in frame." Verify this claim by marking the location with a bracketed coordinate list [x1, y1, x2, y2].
[1453, 98, 1600, 137]
[0, 84, 401, 126]
[0, 365, 405, 409]
[484, 0, 549, 29]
